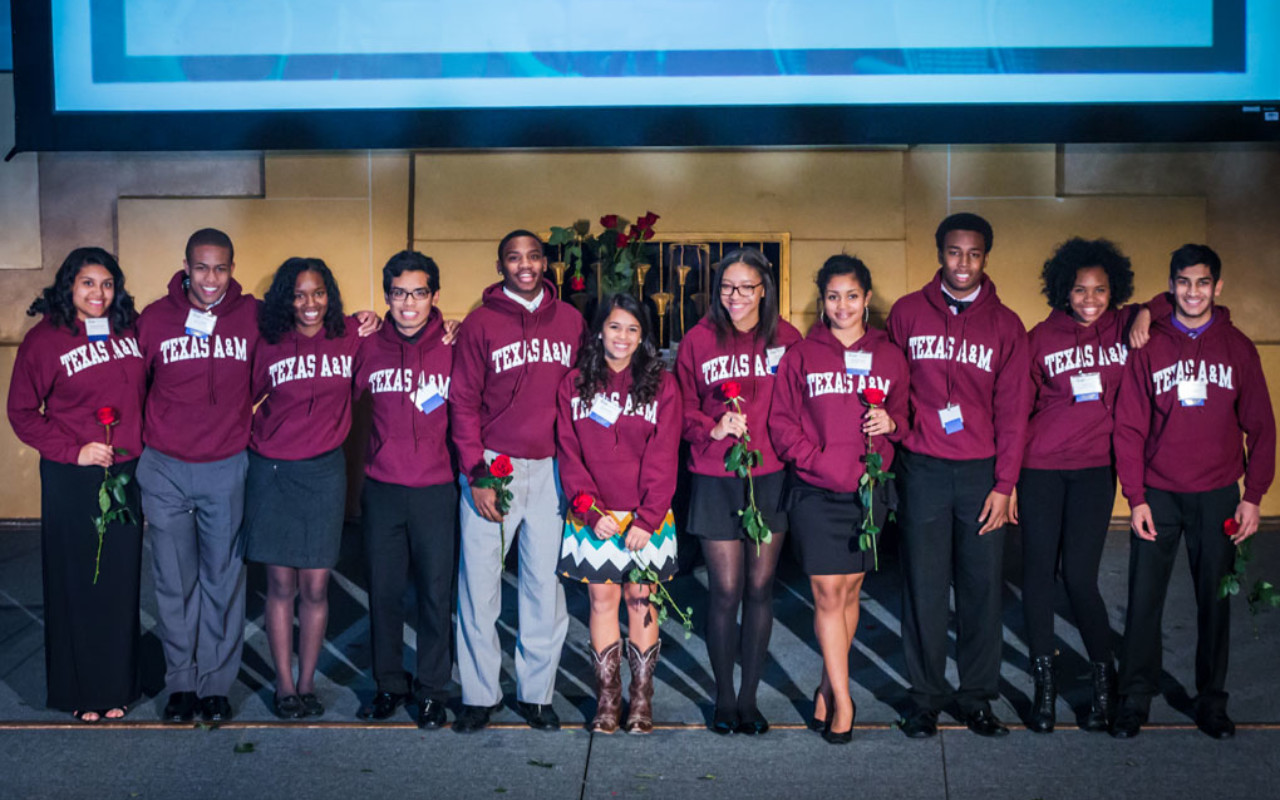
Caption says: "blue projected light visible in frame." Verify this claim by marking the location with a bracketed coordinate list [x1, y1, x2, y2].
[1, 0, 13, 71]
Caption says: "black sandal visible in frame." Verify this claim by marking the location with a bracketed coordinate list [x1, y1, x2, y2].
[274, 694, 305, 720]
[299, 693, 325, 718]
[72, 710, 102, 724]
[103, 706, 129, 722]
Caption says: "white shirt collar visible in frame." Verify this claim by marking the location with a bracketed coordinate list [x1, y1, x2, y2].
[503, 287, 544, 312]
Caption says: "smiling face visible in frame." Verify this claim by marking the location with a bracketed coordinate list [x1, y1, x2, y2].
[1069, 265, 1111, 326]
[292, 270, 328, 337]
[938, 229, 988, 298]
[1171, 263, 1221, 328]
[497, 235, 547, 301]
[72, 263, 115, 321]
[719, 261, 765, 331]
[184, 244, 234, 310]
[822, 273, 870, 335]
[600, 306, 642, 370]
[386, 270, 436, 338]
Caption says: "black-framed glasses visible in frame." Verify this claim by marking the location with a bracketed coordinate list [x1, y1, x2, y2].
[719, 282, 762, 297]
[390, 288, 432, 301]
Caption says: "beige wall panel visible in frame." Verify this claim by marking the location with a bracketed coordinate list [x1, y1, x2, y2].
[409, 240, 501, 319]
[949, 144, 1058, 200]
[0, 346, 42, 519]
[368, 152, 413, 309]
[954, 196, 1206, 330]
[902, 147, 953, 289]
[0, 76, 42, 272]
[413, 150, 904, 242]
[789, 240, 908, 321]
[118, 198, 373, 309]
[265, 151, 374, 199]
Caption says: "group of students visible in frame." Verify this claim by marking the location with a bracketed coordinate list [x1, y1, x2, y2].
[7, 213, 1273, 746]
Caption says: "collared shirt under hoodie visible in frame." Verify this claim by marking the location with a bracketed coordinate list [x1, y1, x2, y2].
[250, 316, 362, 461]
[449, 279, 585, 481]
[8, 316, 147, 464]
[556, 366, 682, 532]
[886, 270, 1031, 494]
[675, 315, 803, 477]
[136, 270, 260, 463]
[1115, 305, 1276, 507]
[354, 308, 455, 488]
[770, 324, 910, 493]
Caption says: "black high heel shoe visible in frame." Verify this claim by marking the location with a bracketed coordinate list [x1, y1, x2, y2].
[710, 707, 738, 735]
[821, 699, 856, 745]
[809, 689, 833, 732]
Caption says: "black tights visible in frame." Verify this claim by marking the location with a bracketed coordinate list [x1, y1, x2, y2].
[700, 533, 787, 715]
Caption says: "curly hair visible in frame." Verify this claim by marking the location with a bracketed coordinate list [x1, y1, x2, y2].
[27, 247, 138, 335]
[707, 247, 780, 348]
[574, 293, 666, 408]
[1040, 237, 1134, 313]
[258, 257, 346, 344]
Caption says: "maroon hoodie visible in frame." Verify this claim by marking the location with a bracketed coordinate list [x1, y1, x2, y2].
[770, 324, 910, 493]
[556, 367, 682, 532]
[8, 317, 147, 464]
[449, 280, 585, 481]
[249, 316, 361, 460]
[354, 308, 455, 488]
[675, 316, 803, 477]
[137, 270, 260, 463]
[886, 271, 1031, 494]
[1115, 306, 1275, 507]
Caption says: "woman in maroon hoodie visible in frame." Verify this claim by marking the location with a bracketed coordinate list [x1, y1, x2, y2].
[7, 247, 145, 722]
[1017, 237, 1162, 733]
[675, 247, 801, 735]
[771, 254, 909, 744]
[557, 293, 681, 735]
[241, 257, 363, 720]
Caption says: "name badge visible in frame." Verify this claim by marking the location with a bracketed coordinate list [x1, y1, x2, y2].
[85, 317, 111, 342]
[766, 346, 786, 375]
[939, 404, 964, 435]
[412, 382, 445, 415]
[184, 309, 217, 339]
[845, 350, 872, 376]
[588, 394, 623, 427]
[1070, 371, 1103, 403]
[1177, 379, 1208, 407]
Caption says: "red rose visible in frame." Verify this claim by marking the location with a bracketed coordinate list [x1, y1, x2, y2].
[639, 211, 660, 228]
[569, 275, 586, 292]
[489, 454, 514, 478]
[571, 490, 594, 517]
[95, 406, 120, 427]
[628, 224, 641, 240]
[600, 214, 619, 229]
[615, 231, 630, 248]
[863, 388, 886, 406]
[722, 380, 742, 400]
[641, 227, 655, 241]
[1224, 518, 1240, 537]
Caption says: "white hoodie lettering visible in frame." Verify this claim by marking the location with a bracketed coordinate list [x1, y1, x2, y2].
[158, 334, 248, 365]
[1152, 359, 1234, 396]
[490, 338, 574, 374]
[907, 335, 994, 373]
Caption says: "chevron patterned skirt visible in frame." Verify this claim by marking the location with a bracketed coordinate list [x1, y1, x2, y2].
[557, 509, 678, 584]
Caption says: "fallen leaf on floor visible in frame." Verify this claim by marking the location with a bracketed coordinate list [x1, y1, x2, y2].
[528, 759, 554, 768]
[699, 774, 716, 780]
[635, 773, 657, 779]
[233, 742, 255, 754]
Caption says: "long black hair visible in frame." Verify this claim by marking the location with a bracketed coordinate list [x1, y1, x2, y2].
[258, 257, 346, 344]
[575, 293, 666, 407]
[1040, 237, 1134, 312]
[707, 247, 779, 347]
[27, 247, 138, 335]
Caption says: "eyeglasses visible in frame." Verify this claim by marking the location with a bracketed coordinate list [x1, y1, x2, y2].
[390, 288, 432, 301]
[719, 282, 762, 297]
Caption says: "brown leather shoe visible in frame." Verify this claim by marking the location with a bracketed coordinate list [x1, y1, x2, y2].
[589, 640, 624, 734]
[625, 640, 660, 735]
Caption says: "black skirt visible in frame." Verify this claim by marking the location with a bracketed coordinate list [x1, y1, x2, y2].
[787, 476, 892, 576]
[685, 470, 789, 541]
[241, 448, 346, 569]
[39, 458, 143, 712]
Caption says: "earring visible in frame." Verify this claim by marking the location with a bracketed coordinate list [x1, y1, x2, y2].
[864, 307, 870, 325]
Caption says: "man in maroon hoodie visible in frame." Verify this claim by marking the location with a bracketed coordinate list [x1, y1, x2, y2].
[449, 230, 585, 733]
[1111, 244, 1275, 740]
[887, 213, 1031, 738]
[135, 228, 259, 723]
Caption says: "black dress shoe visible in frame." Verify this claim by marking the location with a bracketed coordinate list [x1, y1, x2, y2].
[899, 708, 939, 739]
[517, 702, 561, 731]
[1110, 702, 1147, 739]
[709, 707, 738, 735]
[1196, 707, 1235, 740]
[163, 691, 198, 723]
[735, 708, 770, 735]
[299, 693, 324, 718]
[358, 691, 409, 721]
[963, 707, 1010, 737]
[452, 703, 494, 733]
[418, 699, 447, 730]
[199, 695, 232, 722]
[274, 694, 305, 720]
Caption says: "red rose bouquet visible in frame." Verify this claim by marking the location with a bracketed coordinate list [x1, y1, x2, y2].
[548, 210, 661, 297]
[474, 454, 515, 567]
[91, 406, 134, 584]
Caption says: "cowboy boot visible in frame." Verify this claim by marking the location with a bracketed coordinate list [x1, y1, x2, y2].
[1029, 654, 1056, 733]
[625, 640, 660, 735]
[589, 640, 623, 734]
[1085, 660, 1116, 732]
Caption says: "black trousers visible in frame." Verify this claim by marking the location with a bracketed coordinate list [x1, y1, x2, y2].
[1017, 466, 1116, 662]
[897, 450, 1005, 714]
[361, 478, 458, 701]
[39, 458, 142, 712]
[1117, 484, 1238, 712]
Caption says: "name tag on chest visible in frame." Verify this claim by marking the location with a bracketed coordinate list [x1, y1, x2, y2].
[1070, 372, 1103, 403]
[1178, 380, 1208, 407]
[412, 383, 444, 415]
[589, 394, 622, 427]
[85, 317, 111, 343]
[766, 346, 786, 375]
[845, 350, 872, 376]
[184, 309, 217, 339]
[939, 404, 964, 435]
